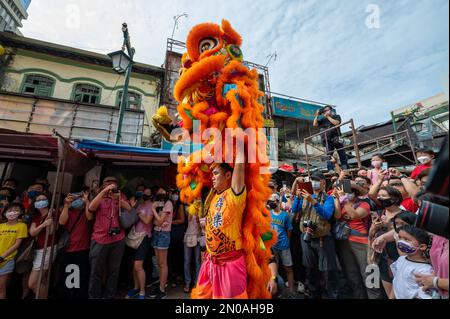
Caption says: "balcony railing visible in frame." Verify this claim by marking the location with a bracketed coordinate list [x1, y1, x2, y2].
[0, 91, 145, 146]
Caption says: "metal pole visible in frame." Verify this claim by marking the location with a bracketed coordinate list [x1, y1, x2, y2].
[351, 119, 362, 168]
[304, 138, 310, 177]
[171, 13, 188, 39]
[406, 130, 419, 165]
[115, 23, 134, 145]
[36, 152, 63, 299]
[44, 149, 67, 297]
[115, 64, 132, 144]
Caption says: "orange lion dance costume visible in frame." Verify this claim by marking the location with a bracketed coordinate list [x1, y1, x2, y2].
[165, 20, 276, 299]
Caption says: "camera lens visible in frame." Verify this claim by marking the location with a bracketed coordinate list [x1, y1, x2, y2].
[416, 201, 449, 238]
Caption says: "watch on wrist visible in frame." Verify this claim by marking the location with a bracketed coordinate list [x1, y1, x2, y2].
[433, 277, 440, 289]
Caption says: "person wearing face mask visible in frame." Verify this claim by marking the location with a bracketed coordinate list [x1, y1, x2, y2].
[0, 189, 12, 222]
[411, 149, 435, 180]
[56, 191, 92, 299]
[369, 186, 405, 298]
[148, 188, 173, 299]
[367, 154, 387, 186]
[294, 172, 338, 299]
[125, 188, 154, 300]
[28, 193, 56, 298]
[131, 184, 146, 205]
[387, 168, 421, 213]
[334, 182, 383, 299]
[22, 183, 44, 217]
[269, 193, 296, 298]
[313, 105, 349, 171]
[390, 225, 433, 299]
[0, 203, 27, 299]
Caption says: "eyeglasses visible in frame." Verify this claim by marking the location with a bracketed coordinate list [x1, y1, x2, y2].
[390, 182, 403, 187]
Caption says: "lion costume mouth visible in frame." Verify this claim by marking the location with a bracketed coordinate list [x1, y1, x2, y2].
[174, 54, 226, 103]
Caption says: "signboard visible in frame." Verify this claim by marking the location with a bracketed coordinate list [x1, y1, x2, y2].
[272, 96, 323, 121]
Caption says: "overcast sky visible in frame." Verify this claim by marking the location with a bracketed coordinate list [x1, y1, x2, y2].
[22, 0, 449, 126]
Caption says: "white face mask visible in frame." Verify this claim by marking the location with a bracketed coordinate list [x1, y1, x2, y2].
[312, 181, 322, 191]
[418, 156, 431, 165]
[5, 210, 20, 221]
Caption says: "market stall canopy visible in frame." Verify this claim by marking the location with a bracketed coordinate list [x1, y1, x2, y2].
[75, 139, 178, 167]
[0, 128, 95, 175]
[0, 128, 59, 162]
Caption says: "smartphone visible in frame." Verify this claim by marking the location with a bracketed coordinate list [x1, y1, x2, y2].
[298, 182, 313, 194]
[381, 162, 388, 171]
[336, 179, 352, 194]
[321, 155, 332, 162]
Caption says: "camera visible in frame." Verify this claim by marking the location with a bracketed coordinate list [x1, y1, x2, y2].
[317, 109, 324, 116]
[302, 220, 318, 242]
[108, 227, 121, 237]
[156, 206, 163, 213]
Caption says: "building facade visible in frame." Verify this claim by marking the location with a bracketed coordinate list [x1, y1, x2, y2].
[0, 0, 29, 35]
[0, 31, 164, 146]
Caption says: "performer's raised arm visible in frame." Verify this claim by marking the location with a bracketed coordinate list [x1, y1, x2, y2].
[232, 147, 246, 195]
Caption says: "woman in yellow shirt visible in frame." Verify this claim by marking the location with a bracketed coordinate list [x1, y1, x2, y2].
[0, 203, 28, 299]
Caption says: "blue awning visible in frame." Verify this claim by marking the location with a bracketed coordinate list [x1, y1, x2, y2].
[74, 139, 185, 167]
[75, 139, 176, 156]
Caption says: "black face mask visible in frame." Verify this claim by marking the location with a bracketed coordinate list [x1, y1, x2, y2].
[268, 201, 278, 210]
[378, 198, 396, 209]
[155, 194, 167, 202]
[142, 195, 151, 201]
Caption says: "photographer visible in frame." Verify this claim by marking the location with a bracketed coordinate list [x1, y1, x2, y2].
[57, 191, 92, 299]
[313, 105, 349, 171]
[87, 176, 131, 299]
[295, 172, 339, 299]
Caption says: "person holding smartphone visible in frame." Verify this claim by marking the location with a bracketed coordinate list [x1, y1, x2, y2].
[313, 105, 349, 171]
[87, 176, 131, 299]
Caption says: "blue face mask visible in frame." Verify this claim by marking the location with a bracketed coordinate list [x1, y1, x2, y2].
[135, 191, 144, 198]
[34, 200, 49, 210]
[28, 191, 41, 199]
[71, 198, 85, 210]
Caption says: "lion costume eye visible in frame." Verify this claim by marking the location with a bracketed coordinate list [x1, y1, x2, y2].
[199, 38, 218, 54]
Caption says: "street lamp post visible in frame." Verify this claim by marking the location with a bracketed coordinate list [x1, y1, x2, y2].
[108, 23, 135, 144]
[171, 13, 188, 39]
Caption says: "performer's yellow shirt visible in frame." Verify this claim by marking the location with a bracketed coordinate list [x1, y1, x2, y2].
[205, 187, 247, 256]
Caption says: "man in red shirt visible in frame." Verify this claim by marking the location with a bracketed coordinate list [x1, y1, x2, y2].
[87, 176, 132, 299]
[410, 149, 435, 180]
[57, 191, 92, 299]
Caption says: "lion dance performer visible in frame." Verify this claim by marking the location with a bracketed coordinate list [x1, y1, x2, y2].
[154, 19, 276, 299]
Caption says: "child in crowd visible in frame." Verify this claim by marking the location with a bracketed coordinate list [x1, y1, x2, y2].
[269, 193, 295, 298]
[0, 203, 28, 299]
[390, 225, 433, 299]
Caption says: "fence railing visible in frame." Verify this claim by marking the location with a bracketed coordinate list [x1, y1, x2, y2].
[303, 118, 417, 174]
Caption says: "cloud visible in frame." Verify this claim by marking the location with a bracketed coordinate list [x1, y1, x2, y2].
[21, 0, 449, 126]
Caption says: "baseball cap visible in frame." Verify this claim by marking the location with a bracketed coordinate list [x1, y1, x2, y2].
[310, 172, 326, 181]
